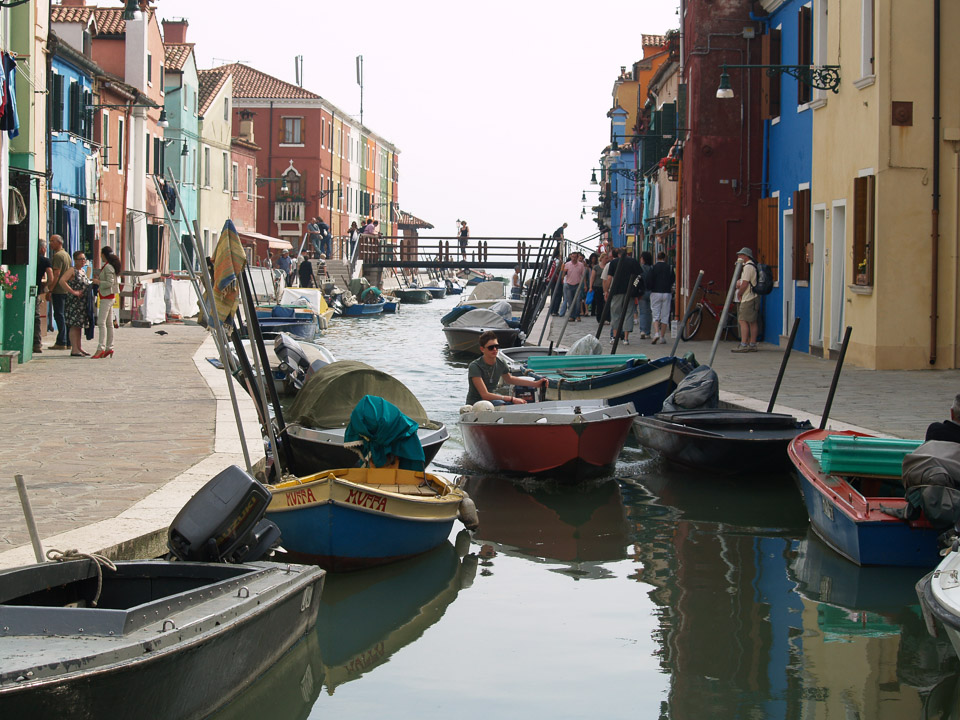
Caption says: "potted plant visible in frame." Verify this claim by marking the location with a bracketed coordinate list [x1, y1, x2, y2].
[855, 259, 869, 285]
[0, 268, 18, 299]
[658, 156, 679, 181]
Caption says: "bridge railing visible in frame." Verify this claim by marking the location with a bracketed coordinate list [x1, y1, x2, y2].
[354, 234, 562, 269]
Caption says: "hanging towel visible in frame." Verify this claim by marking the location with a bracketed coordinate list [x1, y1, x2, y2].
[64, 205, 80, 256]
[0, 54, 18, 139]
[211, 219, 246, 322]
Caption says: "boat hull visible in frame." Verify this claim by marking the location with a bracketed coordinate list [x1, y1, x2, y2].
[285, 424, 448, 475]
[341, 301, 385, 316]
[0, 561, 324, 720]
[267, 469, 466, 571]
[443, 326, 521, 355]
[254, 317, 319, 341]
[424, 286, 447, 299]
[543, 356, 693, 416]
[788, 429, 940, 567]
[394, 289, 432, 304]
[633, 410, 812, 473]
[460, 401, 636, 479]
[918, 550, 960, 659]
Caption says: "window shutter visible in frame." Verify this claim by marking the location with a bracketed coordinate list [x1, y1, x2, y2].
[761, 29, 782, 118]
[757, 197, 779, 282]
[69, 82, 81, 135]
[798, 7, 813, 105]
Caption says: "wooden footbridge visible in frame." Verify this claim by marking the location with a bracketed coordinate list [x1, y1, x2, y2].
[350, 235, 562, 270]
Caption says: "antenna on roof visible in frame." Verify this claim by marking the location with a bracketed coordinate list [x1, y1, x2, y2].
[295, 55, 303, 87]
[212, 58, 249, 67]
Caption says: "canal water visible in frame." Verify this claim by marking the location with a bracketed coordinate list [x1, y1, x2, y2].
[213, 292, 960, 720]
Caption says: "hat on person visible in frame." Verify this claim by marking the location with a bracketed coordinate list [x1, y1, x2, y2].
[737, 247, 754, 260]
[281, 249, 288, 254]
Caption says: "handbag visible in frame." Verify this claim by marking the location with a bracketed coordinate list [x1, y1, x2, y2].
[585, 290, 595, 304]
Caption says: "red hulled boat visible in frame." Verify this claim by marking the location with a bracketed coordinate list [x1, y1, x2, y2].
[458, 400, 637, 479]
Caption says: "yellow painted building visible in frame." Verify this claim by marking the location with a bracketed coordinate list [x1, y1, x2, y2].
[812, 0, 960, 369]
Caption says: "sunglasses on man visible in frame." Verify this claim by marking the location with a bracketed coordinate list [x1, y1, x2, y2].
[483, 344, 499, 351]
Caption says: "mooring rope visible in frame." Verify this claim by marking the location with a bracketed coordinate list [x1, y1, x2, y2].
[46, 549, 117, 607]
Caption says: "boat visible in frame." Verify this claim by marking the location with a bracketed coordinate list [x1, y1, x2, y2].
[442, 308, 523, 355]
[633, 409, 813, 473]
[316, 540, 476, 693]
[456, 280, 525, 314]
[532, 354, 697, 416]
[0, 464, 325, 720]
[422, 284, 447, 299]
[278, 287, 334, 327]
[787, 428, 939, 566]
[283, 360, 449, 475]
[338, 299, 385, 316]
[252, 306, 321, 341]
[498, 345, 567, 367]
[393, 287, 432, 304]
[445, 278, 463, 295]
[267, 396, 478, 571]
[458, 269, 494, 286]
[382, 295, 400, 313]
[459, 399, 638, 479]
[269, 333, 336, 395]
[917, 547, 960, 662]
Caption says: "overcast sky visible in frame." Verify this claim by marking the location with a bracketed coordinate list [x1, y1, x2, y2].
[154, 0, 680, 246]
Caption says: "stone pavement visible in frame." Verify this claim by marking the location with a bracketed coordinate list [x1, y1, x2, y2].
[536, 312, 960, 440]
[0, 322, 261, 569]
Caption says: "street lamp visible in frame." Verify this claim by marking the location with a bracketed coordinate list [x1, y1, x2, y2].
[715, 63, 842, 98]
[256, 177, 289, 194]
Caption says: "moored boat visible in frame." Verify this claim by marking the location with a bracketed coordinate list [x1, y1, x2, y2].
[382, 295, 400, 313]
[535, 354, 696, 416]
[267, 465, 475, 572]
[284, 360, 448, 475]
[338, 299, 385, 316]
[394, 287, 432, 304]
[442, 308, 522, 355]
[459, 399, 638, 479]
[422, 284, 447, 299]
[788, 428, 938, 566]
[634, 408, 813, 473]
[917, 547, 960, 660]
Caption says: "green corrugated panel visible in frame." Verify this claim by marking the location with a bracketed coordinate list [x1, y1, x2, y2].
[528, 355, 648, 372]
[818, 435, 923, 476]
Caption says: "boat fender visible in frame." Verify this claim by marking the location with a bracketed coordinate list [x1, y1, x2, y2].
[458, 494, 480, 530]
[459, 405, 475, 415]
[472, 400, 495, 413]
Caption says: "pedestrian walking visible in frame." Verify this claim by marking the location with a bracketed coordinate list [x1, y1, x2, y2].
[49, 234, 72, 350]
[648, 252, 674, 345]
[33, 239, 53, 353]
[637, 251, 654, 339]
[91, 246, 121, 359]
[277, 249, 293, 285]
[559, 251, 586, 321]
[590, 252, 607, 321]
[603, 247, 641, 344]
[59, 250, 92, 357]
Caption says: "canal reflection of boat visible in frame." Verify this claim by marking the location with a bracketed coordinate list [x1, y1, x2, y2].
[790, 527, 927, 614]
[316, 539, 477, 693]
[208, 628, 322, 720]
[460, 476, 629, 573]
[284, 361, 449, 474]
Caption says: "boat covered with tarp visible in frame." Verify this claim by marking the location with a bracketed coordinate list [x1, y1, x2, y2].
[284, 360, 449, 474]
[442, 308, 522, 355]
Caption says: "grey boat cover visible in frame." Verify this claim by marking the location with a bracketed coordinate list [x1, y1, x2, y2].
[287, 360, 429, 428]
[900, 440, 960, 528]
[569, 335, 603, 356]
[661, 365, 719, 412]
[468, 281, 505, 301]
[448, 308, 511, 329]
[487, 300, 513, 320]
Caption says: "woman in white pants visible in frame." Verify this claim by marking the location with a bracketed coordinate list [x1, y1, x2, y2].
[91, 246, 121, 358]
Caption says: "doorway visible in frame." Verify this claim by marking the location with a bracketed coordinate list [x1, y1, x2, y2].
[811, 206, 826, 346]
[782, 210, 795, 335]
[830, 202, 846, 351]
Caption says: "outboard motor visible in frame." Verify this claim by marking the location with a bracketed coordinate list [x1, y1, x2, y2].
[275, 333, 312, 392]
[168, 465, 281, 563]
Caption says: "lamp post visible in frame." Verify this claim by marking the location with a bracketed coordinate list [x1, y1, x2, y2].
[715, 63, 842, 99]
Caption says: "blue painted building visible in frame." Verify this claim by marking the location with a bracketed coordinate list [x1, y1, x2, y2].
[49, 40, 99, 258]
[604, 106, 643, 250]
[162, 26, 200, 270]
[756, 0, 815, 351]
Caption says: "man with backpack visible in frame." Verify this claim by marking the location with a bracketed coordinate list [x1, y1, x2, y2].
[732, 247, 760, 353]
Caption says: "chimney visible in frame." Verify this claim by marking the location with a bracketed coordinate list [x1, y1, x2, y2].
[60, 0, 87, 6]
[239, 110, 255, 143]
[162, 18, 189, 44]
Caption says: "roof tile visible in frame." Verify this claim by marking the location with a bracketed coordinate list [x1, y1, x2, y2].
[51, 6, 94, 23]
[164, 43, 193, 72]
[197, 67, 230, 116]
[220, 62, 321, 100]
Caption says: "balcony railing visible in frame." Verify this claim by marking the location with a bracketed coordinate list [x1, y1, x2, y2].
[274, 201, 305, 224]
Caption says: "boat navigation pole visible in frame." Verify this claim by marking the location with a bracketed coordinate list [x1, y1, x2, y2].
[162, 170, 253, 472]
[707, 260, 743, 367]
[766, 317, 801, 412]
[670, 270, 704, 357]
[819, 326, 853, 430]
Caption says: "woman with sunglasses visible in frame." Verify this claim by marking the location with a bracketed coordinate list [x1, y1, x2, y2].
[466, 331, 547, 406]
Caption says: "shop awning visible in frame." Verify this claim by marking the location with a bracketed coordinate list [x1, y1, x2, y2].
[237, 231, 293, 250]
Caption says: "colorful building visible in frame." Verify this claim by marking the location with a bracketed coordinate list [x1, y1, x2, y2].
[196, 65, 234, 260]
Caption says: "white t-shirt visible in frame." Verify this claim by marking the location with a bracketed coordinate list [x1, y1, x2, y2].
[740, 262, 758, 303]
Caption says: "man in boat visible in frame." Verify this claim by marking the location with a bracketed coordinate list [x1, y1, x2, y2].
[926, 394, 960, 443]
[467, 331, 547, 406]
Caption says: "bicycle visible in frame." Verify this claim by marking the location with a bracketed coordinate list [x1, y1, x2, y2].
[680, 281, 741, 342]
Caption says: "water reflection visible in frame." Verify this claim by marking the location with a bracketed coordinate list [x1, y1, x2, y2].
[315, 538, 476, 694]
[461, 475, 628, 579]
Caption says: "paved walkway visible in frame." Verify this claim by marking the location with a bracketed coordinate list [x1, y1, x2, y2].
[0, 300, 956, 568]
[0, 323, 260, 569]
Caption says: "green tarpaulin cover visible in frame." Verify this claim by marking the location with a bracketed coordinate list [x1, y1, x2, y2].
[345, 395, 425, 470]
[288, 360, 430, 429]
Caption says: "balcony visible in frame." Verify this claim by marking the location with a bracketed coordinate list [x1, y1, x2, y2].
[274, 201, 305, 224]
